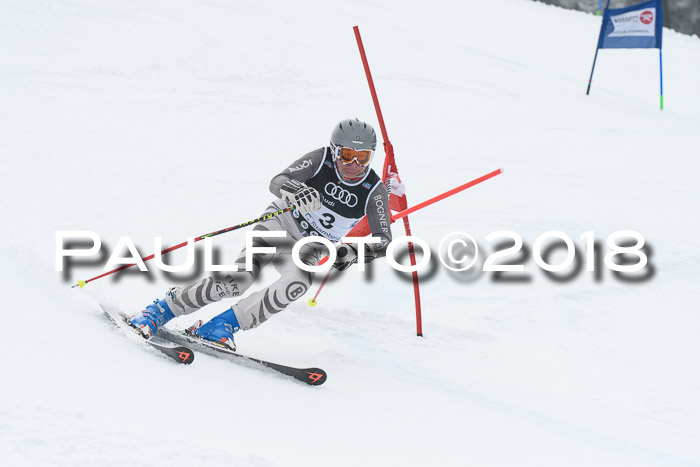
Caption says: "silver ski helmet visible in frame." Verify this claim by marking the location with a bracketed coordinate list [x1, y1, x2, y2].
[330, 118, 377, 180]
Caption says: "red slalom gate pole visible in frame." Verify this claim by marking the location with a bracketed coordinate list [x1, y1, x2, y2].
[391, 168, 503, 222]
[308, 168, 503, 306]
[354, 25, 424, 336]
[401, 215, 422, 335]
[353, 26, 391, 167]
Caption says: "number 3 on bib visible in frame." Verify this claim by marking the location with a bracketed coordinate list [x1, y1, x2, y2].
[319, 213, 336, 229]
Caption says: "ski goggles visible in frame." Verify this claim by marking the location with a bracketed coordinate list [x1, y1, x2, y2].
[333, 146, 374, 166]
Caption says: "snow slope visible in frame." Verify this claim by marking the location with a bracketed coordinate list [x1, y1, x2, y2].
[1, 0, 699, 465]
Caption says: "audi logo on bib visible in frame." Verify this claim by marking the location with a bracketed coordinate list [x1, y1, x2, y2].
[324, 182, 358, 207]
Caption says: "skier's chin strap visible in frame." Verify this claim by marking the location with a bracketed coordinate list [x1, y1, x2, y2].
[333, 162, 367, 184]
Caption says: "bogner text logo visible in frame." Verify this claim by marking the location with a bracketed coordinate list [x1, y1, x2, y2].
[324, 182, 358, 207]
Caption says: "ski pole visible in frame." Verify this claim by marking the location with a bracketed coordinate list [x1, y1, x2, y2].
[308, 257, 332, 307]
[307, 168, 503, 306]
[71, 206, 295, 289]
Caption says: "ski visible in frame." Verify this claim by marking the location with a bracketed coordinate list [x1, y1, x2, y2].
[101, 304, 195, 365]
[157, 326, 327, 386]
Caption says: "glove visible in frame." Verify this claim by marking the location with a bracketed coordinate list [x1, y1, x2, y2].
[280, 179, 321, 216]
[333, 243, 377, 271]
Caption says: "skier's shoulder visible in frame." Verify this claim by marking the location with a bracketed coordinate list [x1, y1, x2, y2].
[285, 148, 327, 175]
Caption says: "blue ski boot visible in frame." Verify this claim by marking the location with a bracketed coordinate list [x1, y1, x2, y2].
[129, 298, 175, 339]
[188, 308, 240, 351]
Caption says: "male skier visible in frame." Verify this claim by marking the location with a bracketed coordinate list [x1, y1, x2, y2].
[127, 118, 392, 350]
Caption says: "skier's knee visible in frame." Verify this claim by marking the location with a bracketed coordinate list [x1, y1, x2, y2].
[279, 272, 313, 303]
